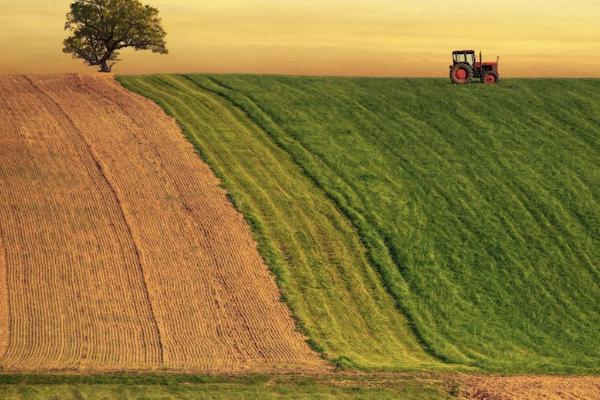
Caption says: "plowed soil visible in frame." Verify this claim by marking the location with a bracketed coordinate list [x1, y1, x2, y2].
[0, 74, 325, 372]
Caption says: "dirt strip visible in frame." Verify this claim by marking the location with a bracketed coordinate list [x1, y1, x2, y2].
[458, 374, 600, 400]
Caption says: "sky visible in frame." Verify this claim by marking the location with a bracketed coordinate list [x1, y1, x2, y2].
[0, 0, 599, 77]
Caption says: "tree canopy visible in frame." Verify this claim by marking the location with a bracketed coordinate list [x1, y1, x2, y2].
[63, 0, 167, 72]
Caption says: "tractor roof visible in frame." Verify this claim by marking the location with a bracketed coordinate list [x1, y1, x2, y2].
[452, 50, 475, 54]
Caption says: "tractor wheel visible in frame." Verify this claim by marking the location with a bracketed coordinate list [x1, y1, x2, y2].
[482, 72, 499, 84]
[450, 63, 473, 84]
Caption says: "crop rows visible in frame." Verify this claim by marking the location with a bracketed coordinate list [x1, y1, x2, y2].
[0, 74, 324, 372]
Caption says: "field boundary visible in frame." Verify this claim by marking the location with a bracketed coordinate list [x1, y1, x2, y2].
[117, 74, 333, 364]
[181, 75, 449, 365]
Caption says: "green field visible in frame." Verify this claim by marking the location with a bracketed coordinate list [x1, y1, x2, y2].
[119, 75, 600, 374]
[0, 374, 455, 400]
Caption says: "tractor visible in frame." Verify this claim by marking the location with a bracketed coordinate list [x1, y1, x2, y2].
[449, 50, 499, 84]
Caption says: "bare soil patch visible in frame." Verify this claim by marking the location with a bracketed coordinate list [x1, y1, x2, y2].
[458, 374, 600, 400]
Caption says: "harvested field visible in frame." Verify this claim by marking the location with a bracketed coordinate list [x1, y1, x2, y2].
[0, 74, 325, 372]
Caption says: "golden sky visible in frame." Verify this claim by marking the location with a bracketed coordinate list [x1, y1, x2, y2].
[1, 0, 599, 76]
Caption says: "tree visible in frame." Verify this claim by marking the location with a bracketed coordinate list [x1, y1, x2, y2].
[63, 0, 167, 73]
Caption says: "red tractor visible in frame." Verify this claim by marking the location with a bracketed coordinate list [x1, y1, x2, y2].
[449, 50, 499, 84]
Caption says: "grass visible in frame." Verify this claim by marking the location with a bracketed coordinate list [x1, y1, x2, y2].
[118, 75, 600, 374]
[117, 74, 440, 371]
[0, 374, 455, 399]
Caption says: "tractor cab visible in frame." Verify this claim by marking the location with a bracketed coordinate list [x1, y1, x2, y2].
[452, 50, 476, 67]
[450, 49, 500, 84]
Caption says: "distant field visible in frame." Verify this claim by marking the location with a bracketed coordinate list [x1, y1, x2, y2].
[120, 75, 600, 373]
[0, 75, 323, 372]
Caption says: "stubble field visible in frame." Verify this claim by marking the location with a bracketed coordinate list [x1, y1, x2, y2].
[0, 74, 324, 372]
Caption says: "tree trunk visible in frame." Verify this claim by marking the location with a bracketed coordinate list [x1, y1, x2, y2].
[99, 61, 112, 73]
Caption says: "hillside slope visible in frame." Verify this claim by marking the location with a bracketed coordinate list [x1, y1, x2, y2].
[0, 74, 324, 372]
[120, 75, 600, 373]
[118, 74, 439, 371]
